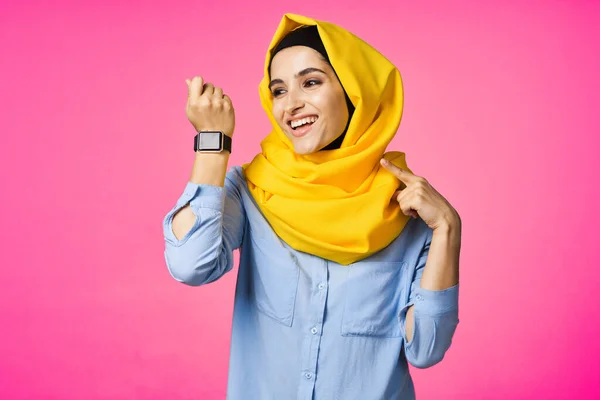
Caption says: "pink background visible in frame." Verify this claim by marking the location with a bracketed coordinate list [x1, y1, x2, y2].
[1, 0, 599, 398]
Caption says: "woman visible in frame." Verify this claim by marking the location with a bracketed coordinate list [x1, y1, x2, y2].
[163, 13, 461, 400]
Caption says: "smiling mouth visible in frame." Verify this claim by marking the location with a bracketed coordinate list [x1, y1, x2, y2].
[288, 116, 318, 128]
[288, 117, 318, 137]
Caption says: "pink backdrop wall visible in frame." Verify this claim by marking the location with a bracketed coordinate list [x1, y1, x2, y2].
[1, 0, 599, 398]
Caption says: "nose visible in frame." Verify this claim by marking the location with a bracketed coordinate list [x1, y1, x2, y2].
[284, 86, 305, 115]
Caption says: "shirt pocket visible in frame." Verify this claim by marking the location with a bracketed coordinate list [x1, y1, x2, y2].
[247, 228, 300, 327]
[341, 261, 408, 337]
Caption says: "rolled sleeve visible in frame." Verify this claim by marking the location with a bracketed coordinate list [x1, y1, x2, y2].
[403, 283, 460, 369]
[400, 222, 460, 369]
[413, 283, 459, 317]
[163, 182, 225, 246]
[162, 169, 245, 286]
[189, 185, 225, 212]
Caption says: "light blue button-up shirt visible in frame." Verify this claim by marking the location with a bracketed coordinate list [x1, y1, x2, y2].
[162, 166, 459, 400]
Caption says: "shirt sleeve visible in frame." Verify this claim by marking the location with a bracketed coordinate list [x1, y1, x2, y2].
[162, 169, 246, 286]
[399, 227, 460, 369]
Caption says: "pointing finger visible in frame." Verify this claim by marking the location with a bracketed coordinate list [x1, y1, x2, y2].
[380, 158, 416, 183]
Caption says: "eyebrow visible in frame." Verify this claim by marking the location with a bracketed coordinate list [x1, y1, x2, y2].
[268, 67, 327, 90]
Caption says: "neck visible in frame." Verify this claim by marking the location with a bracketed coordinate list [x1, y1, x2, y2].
[321, 131, 346, 150]
[319, 96, 355, 151]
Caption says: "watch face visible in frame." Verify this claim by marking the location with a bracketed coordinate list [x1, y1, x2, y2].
[199, 132, 222, 151]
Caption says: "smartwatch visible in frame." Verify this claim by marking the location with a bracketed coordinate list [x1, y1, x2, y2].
[193, 131, 232, 153]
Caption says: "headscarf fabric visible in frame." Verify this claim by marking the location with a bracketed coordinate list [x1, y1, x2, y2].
[242, 13, 412, 265]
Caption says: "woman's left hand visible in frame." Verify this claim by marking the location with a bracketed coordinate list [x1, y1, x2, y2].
[380, 159, 461, 231]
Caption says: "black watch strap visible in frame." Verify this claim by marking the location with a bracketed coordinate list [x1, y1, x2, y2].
[193, 131, 232, 153]
[222, 134, 232, 153]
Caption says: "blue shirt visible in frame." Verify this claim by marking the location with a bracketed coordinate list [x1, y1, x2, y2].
[162, 166, 459, 400]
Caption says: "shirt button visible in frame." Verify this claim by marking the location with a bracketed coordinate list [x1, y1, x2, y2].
[318, 283, 325, 290]
[304, 372, 312, 380]
[311, 327, 318, 335]
[416, 294, 423, 301]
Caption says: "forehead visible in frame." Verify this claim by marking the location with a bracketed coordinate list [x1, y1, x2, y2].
[270, 46, 328, 76]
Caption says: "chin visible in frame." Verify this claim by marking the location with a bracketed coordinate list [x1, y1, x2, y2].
[286, 124, 339, 154]
[290, 136, 325, 155]
[292, 144, 317, 155]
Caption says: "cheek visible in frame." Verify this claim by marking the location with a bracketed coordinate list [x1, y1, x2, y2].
[271, 104, 285, 124]
[327, 96, 348, 127]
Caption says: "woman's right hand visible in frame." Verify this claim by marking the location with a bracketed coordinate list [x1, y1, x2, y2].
[185, 76, 235, 137]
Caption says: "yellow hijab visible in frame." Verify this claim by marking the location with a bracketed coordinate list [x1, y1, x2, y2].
[242, 13, 412, 265]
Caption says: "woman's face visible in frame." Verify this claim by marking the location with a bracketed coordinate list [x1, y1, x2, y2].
[269, 46, 349, 154]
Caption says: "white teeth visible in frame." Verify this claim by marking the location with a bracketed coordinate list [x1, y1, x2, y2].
[290, 116, 317, 128]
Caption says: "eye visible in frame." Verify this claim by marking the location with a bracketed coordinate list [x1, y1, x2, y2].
[304, 79, 321, 87]
[272, 88, 284, 97]
[271, 79, 322, 97]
